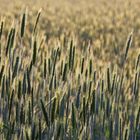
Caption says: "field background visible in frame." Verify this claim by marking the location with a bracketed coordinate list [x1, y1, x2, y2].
[1, 0, 140, 65]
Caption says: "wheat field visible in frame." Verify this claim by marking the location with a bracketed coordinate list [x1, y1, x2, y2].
[0, 0, 139, 140]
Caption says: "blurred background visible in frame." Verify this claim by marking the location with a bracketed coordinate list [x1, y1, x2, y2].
[0, 0, 140, 66]
[1, 0, 140, 38]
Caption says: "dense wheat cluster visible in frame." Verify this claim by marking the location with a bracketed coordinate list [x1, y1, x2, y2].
[0, 0, 139, 139]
